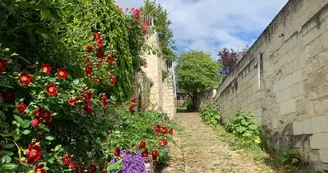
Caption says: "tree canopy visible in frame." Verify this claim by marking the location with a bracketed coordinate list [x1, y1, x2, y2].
[176, 51, 222, 94]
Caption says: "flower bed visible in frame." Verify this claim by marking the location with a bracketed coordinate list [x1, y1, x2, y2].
[0, 0, 174, 172]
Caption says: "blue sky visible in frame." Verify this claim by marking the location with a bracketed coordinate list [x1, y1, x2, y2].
[115, 0, 288, 59]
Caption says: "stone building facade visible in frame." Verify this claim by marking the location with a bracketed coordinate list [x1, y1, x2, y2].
[141, 31, 176, 119]
[198, 0, 328, 170]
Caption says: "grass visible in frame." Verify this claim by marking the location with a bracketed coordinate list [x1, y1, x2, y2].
[209, 124, 323, 173]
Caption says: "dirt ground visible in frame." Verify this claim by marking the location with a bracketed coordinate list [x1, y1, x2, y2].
[159, 113, 275, 173]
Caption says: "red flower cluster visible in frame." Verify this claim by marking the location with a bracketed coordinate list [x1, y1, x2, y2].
[92, 32, 104, 59]
[68, 97, 77, 106]
[82, 90, 93, 115]
[160, 138, 168, 146]
[24, 143, 42, 164]
[31, 108, 52, 127]
[19, 72, 32, 85]
[129, 97, 138, 113]
[62, 154, 76, 170]
[0, 58, 8, 72]
[86, 45, 93, 53]
[131, 8, 140, 19]
[152, 149, 159, 165]
[139, 141, 146, 149]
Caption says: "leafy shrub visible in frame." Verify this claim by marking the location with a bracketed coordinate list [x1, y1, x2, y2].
[225, 110, 261, 146]
[200, 104, 220, 126]
[278, 148, 300, 166]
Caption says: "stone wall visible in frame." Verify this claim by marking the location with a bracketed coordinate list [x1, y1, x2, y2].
[142, 31, 176, 119]
[204, 0, 328, 170]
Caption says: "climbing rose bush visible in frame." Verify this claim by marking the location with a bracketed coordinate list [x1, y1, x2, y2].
[0, 4, 174, 172]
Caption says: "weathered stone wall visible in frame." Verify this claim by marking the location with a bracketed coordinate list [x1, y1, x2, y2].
[205, 0, 328, 170]
[142, 31, 176, 118]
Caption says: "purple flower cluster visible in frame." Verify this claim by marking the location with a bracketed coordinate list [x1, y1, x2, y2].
[111, 149, 147, 173]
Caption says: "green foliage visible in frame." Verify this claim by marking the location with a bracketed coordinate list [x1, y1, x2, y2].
[162, 70, 169, 82]
[278, 148, 300, 167]
[141, 0, 176, 61]
[225, 110, 261, 146]
[175, 51, 222, 94]
[200, 104, 221, 126]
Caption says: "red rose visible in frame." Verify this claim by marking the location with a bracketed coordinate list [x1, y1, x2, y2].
[97, 40, 103, 48]
[160, 139, 168, 146]
[96, 77, 101, 84]
[26, 143, 42, 164]
[130, 109, 135, 113]
[100, 101, 108, 108]
[94, 32, 101, 41]
[70, 162, 76, 170]
[83, 90, 92, 103]
[85, 65, 93, 74]
[96, 47, 104, 59]
[114, 148, 120, 157]
[62, 154, 72, 165]
[131, 97, 136, 103]
[139, 141, 146, 149]
[0, 58, 8, 72]
[18, 103, 27, 113]
[34, 163, 46, 173]
[142, 27, 148, 35]
[41, 64, 51, 75]
[41, 110, 52, 121]
[152, 149, 158, 160]
[46, 83, 58, 96]
[106, 55, 115, 64]
[68, 97, 76, 106]
[109, 76, 116, 84]
[57, 68, 68, 79]
[31, 119, 40, 127]
[141, 149, 149, 158]
[86, 45, 93, 53]
[76, 166, 84, 173]
[2, 90, 14, 101]
[169, 128, 174, 135]
[19, 72, 32, 85]
[84, 102, 93, 115]
[155, 125, 161, 133]
[88, 165, 97, 173]
[162, 127, 168, 134]
[128, 25, 132, 29]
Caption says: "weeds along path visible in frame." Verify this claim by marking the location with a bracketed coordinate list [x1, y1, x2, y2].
[160, 113, 274, 173]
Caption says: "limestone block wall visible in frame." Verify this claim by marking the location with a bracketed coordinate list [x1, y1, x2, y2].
[142, 31, 176, 118]
[207, 0, 328, 169]
[162, 73, 176, 118]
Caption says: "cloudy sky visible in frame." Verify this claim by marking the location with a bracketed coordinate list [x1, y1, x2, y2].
[115, 0, 287, 60]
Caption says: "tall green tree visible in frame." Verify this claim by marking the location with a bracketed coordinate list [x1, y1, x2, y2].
[141, 0, 176, 62]
[176, 51, 222, 110]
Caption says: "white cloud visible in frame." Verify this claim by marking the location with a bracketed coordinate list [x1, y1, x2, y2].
[115, 0, 287, 59]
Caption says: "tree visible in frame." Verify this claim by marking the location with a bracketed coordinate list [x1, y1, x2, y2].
[141, 0, 176, 62]
[218, 48, 239, 74]
[175, 51, 222, 110]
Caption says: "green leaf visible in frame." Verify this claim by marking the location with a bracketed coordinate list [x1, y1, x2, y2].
[13, 115, 23, 126]
[0, 151, 13, 156]
[107, 159, 122, 172]
[1, 163, 17, 170]
[0, 155, 12, 164]
[0, 111, 5, 121]
[22, 130, 31, 135]
[46, 136, 55, 141]
[0, 122, 9, 128]
[4, 144, 14, 149]
[73, 79, 79, 85]
[54, 144, 62, 151]
[22, 120, 30, 128]
[41, 9, 52, 19]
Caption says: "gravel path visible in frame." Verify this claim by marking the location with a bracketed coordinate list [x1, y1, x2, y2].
[159, 113, 274, 173]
